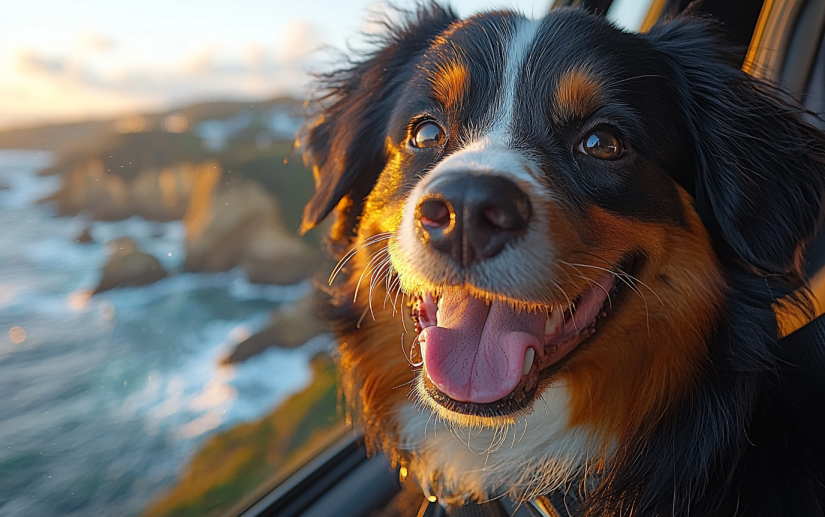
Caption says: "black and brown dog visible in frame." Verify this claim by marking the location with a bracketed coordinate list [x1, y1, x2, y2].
[299, 4, 825, 515]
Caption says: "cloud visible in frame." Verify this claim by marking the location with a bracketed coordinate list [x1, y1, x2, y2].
[12, 48, 103, 90]
[245, 45, 266, 70]
[15, 49, 66, 76]
[0, 18, 330, 130]
[0, 24, 326, 130]
[182, 44, 220, 76]
[75, 32, 116, 52]
[277, 20, 323, 62]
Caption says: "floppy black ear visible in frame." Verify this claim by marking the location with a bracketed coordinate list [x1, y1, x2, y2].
[300, 3, 457, 237]
[647, 17, 825, 279]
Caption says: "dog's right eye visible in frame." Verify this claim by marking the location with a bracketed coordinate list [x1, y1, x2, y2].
[411, 121, 445, 149]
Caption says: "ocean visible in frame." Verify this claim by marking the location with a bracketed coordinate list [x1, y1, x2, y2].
[0, 150, 319, 516]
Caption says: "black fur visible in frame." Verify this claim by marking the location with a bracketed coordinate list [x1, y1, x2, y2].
[303, 5, 825, 516]
[648, 17, 825, 280]
[582, 17, 825, 517]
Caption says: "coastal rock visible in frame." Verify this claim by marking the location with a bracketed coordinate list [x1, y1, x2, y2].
[184, 176, 319, 285]
[39, 131, 212, 221]
[42, 158, 210, 221]
[94, 237, 167, 293]
[75, 226, 94, 244]
[223, 294, 328, 364]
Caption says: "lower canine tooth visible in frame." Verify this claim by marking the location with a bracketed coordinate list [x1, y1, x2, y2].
[522, 348, 535, 376]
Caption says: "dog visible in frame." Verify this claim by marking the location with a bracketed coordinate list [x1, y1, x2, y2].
[299, 4, 825, 515]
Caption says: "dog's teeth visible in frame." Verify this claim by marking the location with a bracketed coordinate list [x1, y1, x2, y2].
[522, 348, 535, 376]
[545, 310, 563, 335]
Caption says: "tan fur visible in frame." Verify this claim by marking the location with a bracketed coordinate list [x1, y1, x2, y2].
[332, 193, 414, 459]
[553, 68, 602, 123]
[556, 191, 724, 445]
[336, 300, 413, 458]
[429, 60, 470, 108]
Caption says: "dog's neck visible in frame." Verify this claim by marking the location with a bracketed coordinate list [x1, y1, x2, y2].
[396, 386, 604, 505]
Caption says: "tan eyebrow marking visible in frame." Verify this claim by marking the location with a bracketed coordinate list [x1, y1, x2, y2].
[553, 68, 601, 122]
[428, 59, 470, 107]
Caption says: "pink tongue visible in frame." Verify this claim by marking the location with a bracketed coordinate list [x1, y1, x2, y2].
[419, 289, 544, 404]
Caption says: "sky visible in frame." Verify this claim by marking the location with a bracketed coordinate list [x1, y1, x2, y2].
[0, 0, 650, 130]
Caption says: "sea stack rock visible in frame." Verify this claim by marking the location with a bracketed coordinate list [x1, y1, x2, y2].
[223, 294, 328, 364]
[94, 237, 167, 293]
[75, 226, 94, 244]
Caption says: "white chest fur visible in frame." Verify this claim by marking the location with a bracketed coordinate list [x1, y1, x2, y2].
[395, 385, 603, 504]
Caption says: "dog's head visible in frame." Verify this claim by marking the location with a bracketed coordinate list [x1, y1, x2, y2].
[302, 3, 825, 504]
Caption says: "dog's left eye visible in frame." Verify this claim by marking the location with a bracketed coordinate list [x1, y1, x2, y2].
[411, 121, 445, 149]
[578, 129, 624, 160]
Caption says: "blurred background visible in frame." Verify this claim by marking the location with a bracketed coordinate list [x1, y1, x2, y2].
[0, 1, 656, 516]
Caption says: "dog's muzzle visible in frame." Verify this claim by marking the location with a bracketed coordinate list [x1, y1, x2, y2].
[415, 174, 532, 268]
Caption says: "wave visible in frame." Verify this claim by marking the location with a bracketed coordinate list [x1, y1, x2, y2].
[0, 153, 321, 517]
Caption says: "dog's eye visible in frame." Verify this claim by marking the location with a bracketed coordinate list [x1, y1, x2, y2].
[578, 130, 624, 160]
[411, 121, 445, 149]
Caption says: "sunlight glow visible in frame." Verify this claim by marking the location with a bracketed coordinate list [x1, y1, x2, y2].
[67, 290, 92, 312]
[9, 326, 26, 344]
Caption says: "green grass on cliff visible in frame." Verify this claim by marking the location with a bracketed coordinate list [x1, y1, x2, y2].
[143, 354, 342, 517]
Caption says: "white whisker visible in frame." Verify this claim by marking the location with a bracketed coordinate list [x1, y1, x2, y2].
[563, 256, 663, 337]
[354, 249, 388, 302]
[329, 232, 391, 285]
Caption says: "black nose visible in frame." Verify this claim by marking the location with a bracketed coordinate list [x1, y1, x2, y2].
[416, 175, 532, 267]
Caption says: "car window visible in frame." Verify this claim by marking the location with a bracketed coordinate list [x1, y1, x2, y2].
[0, 1, 550, 516]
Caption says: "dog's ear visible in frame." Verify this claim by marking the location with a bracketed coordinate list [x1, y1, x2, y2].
[300, 3, 457, 238]
[646, 17, 825, 279]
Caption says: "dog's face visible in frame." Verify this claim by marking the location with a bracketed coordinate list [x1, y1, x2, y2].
[383, 12, 718, 426]
[302, 5, 825, 505]
[316, 9, 723, 426]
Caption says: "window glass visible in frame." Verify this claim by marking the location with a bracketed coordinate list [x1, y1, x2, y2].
[0, 1, 549, 516]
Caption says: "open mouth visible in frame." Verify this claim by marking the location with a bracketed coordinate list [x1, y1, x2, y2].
[411, 272, 619, 417]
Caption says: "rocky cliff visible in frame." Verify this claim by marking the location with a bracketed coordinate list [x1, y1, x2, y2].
[11, 97, 322, 287]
